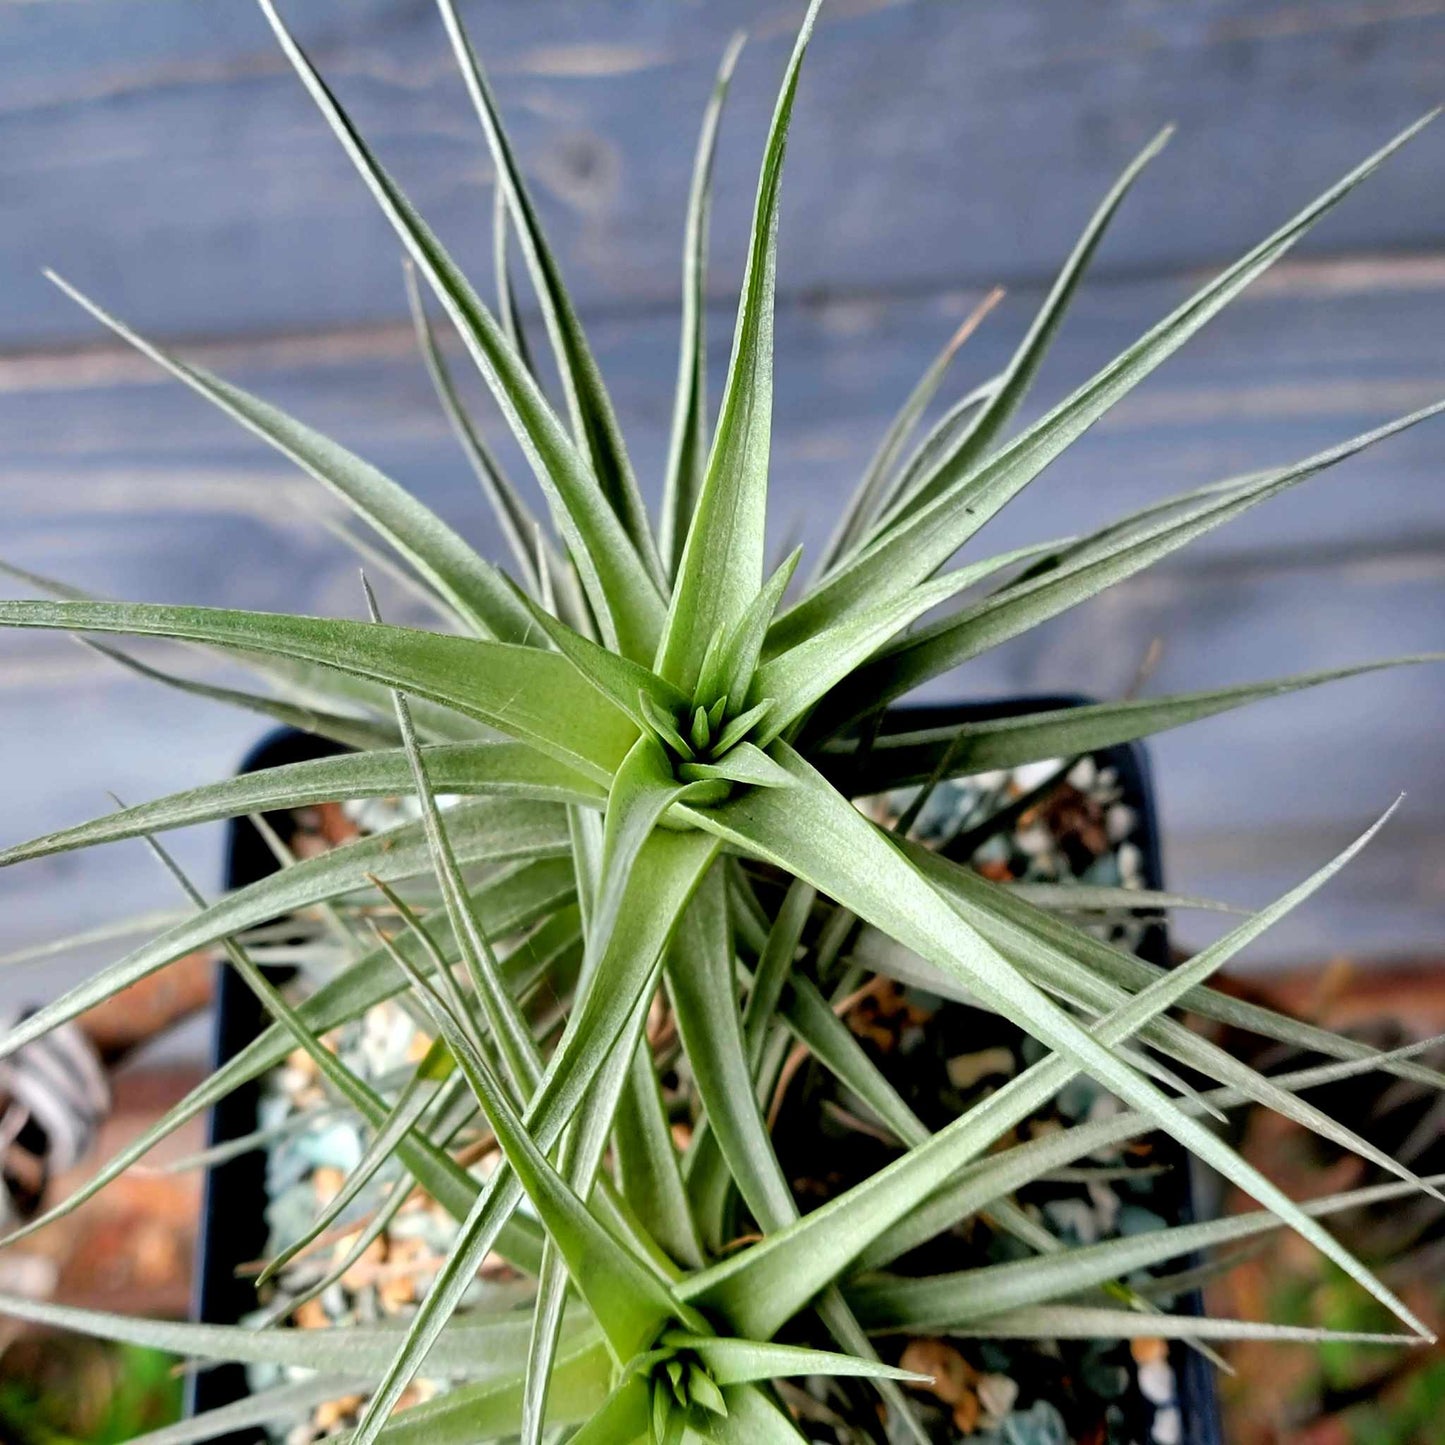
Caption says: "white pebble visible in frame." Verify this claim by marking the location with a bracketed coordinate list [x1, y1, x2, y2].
[1088, 1180, 1121, 1234]
[946, 1046, 1016, 1090]
[1138, 1357, 1175, 1405]
[1106, 803, 1137, 843]
[1068, 758, 1097, 791]
[1086, 1093, 1123, 1124]
[1043, 1196, 1100, 1244]
[274, 1066, 311, 1097]
[1152, 1405, 1182, 1444]
[1014, 760, 1062, 792]
[976, 1373, 1018, 1423]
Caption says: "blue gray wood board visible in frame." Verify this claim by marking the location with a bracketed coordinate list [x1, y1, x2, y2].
[1, 1, 1442, 1034]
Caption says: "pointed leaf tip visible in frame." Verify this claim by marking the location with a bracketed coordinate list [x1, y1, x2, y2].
[657, 0, 825, 689]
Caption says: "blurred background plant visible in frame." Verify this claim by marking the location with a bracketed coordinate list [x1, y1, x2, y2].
[1204, 978, 1445, 1445]
[0, 1339, 181, 1445]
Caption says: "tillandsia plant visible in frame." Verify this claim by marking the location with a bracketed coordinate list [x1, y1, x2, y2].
[2, 0, 1445, 1442]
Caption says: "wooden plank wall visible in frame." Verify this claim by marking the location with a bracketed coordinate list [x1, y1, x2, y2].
[2, 0, 1443, 1018]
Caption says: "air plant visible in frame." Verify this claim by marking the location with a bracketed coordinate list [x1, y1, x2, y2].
[0, 1, 1442, 1442]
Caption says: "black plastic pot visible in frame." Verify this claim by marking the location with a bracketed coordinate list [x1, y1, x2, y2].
[190, 703, 1221, 1445]
[186, 728, 347, 1440]
[875, 700, 1222, 1445]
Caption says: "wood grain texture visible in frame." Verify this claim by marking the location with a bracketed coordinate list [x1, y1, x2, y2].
[0, 0, 1442, 1026]
[3, 0, 1445, 342]
[6, 277, 1445, 560]
[4, 278, 1443, 973]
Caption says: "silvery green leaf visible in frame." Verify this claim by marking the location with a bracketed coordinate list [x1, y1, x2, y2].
[0, 797, 568, 1065]
[0, 885, 578, 1252]
[404, 260, 551, 596]
[125, 1378, 359, 1445]
[946, 1304, 1423, 1345]
[0, 599, 640, 781]
[435, 0, 660, 579]
[663, 1334, 927, 1387]
[857, 1033, 1445, 1274]
[0, 742, 600, 869]
[257, 0, 665, 661]
[681, 746, 1430, 1341]
[819, 289, 1005, 575]
[663, 870, 933, 1445]
[656, 0, 823, 691]
[826, 655, 1445, 790]
[345, 827, 716, 1439]
[770, 112, 1436, 654]
[870, 129, 1172, 536]
[48, 274, 531, 645]
[828, 400, 1445, 724]
[851, 1172, 1445, 1333]
[661, 34, 747, 579]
